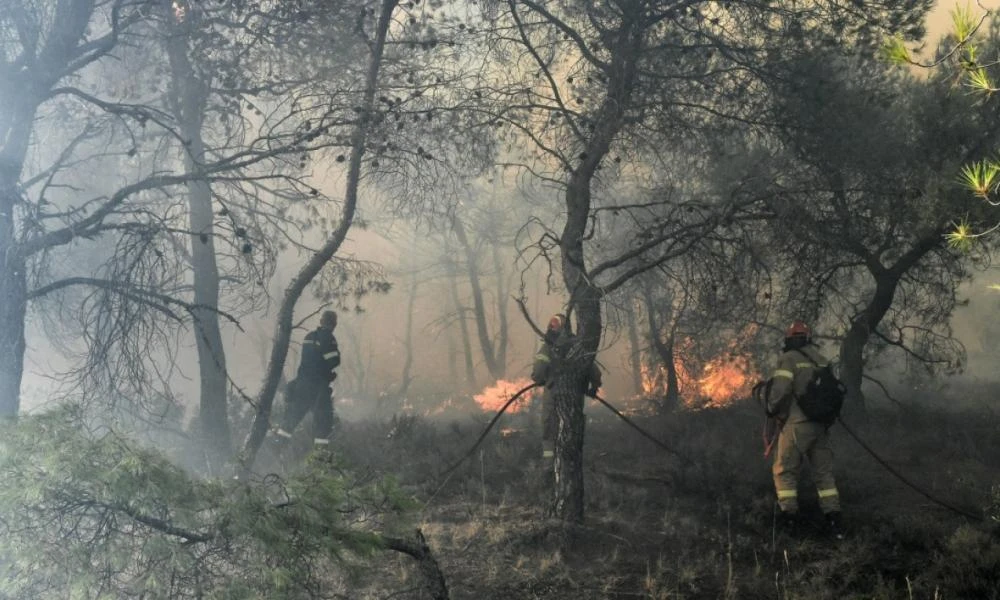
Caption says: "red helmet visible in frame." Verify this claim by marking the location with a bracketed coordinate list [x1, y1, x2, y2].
[785, 320, 811, 339]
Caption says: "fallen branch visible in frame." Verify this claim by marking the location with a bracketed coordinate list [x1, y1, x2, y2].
[381, 529, 449, 600]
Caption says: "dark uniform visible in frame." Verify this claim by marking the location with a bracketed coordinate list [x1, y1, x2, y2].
[275, 316, 341, 447]
[531, 314, 602, 459]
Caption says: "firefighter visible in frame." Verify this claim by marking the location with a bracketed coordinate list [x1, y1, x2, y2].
[766, 320, 844, 539]
[272, 310, 341, 451]
[531, 314, 601, 461]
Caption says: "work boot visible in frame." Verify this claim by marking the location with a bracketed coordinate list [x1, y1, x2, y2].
[826, 511, 846, 541]
[777, 511, 801, 536]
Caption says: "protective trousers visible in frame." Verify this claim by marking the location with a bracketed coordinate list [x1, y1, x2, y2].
[541, 388, 556, 459]
[772, 421, 840, 514]
[279, 378, 334, 446]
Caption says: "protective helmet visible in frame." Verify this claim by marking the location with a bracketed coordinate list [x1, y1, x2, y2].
[785, 320, 811, 339]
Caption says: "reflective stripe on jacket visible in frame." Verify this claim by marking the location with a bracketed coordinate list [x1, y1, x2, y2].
[766, 344, 827, 424]
[298, 327, 340, 383]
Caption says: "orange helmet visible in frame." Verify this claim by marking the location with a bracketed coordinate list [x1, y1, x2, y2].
[785, 320, 811, 339]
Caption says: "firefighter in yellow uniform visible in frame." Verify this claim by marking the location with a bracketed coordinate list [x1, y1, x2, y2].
[767, 320, 844, 539]
[531, 314, 601, 461]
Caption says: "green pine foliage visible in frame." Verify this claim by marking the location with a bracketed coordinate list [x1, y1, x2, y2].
[0, 405, 408, 599]
[885, 6, 1000, 250]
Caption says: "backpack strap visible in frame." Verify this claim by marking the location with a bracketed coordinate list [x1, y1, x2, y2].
[794, 348, 821, 368]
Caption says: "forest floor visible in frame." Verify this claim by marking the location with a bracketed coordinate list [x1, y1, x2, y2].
[303, 399, 1000, 599]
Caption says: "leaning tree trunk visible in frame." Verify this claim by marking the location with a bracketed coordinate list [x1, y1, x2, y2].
[238, 0, 399, 476]
[838, 229, 940, 417]
[839, 273, 899, 416]
[166, 26, 232, 470]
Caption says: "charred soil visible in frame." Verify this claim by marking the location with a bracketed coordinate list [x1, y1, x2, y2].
[323, 402, 1000, 599]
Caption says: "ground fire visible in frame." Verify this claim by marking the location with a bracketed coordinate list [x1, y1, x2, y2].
[694, 353, 756, 408]
[639, 343, 757, 409]
[473, 378, 539, 413]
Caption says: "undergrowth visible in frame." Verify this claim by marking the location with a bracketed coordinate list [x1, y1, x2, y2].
[330, 401, 1000, 599]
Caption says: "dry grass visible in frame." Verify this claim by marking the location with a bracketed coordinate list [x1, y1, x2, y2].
[328, 401, 1000, 599]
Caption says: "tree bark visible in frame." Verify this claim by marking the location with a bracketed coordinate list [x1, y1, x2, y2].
[445, 253, 476, 389]
[839, 273, 898, 415]
[550, 12, 642, 524]
[397, 271, 418, 397]
[382, 529, 449, 600]
[0, 248, 27, 417]
[624, 298, 643, 397]
[453, 217, 501, 379]
[838, 230, 942, 415]
[641, 284, 679, 410]
[490, 241, 509, 377]
[550, 361, 587, 523]
[165, 22, 231, 469]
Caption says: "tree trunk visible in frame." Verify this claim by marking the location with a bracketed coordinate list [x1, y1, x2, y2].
[453, 217, 501, 379]
[641, 284, 679, 410]
[490, 241, 509, 377]
[166, 28, 231, 469]
[550, 354, 588, 523]
[382, 529, 449, 600]
[446, 318, 458, 388]
[239, 0, 399, 476]
[0, 249, 27, 417]
[397, 271, 418, 397]
[446, 254, 476, 389]
[837, 230, 941, 417]
[839, 273, 899, 415]
[624, 298, 643, 397]
[0, 65, 40, 417]
[550, 16, 641, 524]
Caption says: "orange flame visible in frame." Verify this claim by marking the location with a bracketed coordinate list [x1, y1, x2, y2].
[473, 378, 537, 413]
[638, 334, 758, 409]
[692, 354, 755, 409]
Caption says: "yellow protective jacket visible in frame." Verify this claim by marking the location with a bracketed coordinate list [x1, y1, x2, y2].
[766, 344, 828, 424]
[531, 341, 602, 392]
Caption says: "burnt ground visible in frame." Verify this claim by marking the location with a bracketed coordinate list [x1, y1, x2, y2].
[297, 401, 1000, 599]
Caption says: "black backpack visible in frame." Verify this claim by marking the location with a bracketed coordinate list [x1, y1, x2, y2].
[795, 350, 846, 426]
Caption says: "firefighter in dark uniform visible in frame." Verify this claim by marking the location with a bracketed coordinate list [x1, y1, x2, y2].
[767, 320, 843, 539]
[531, 314, 601, 460]
[273, 310, 341, 449]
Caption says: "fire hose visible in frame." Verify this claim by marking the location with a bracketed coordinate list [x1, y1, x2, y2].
[423, 384, 694, 511]
[752, 380, 982, 520]
[835, 417, 984, 522]
[425, 382, 983, 522]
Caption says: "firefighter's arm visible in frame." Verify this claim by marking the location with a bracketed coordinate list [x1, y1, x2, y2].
[321, 334, 341, 379]
[766, 354, 795, 415]
[531, 345, 551, 384]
